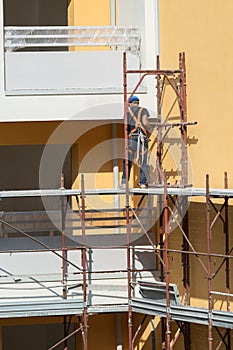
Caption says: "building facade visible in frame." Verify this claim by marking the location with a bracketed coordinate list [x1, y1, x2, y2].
[0, 1, 232, 349]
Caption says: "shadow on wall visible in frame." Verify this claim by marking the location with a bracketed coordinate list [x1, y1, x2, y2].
[134, 250, 157, 279]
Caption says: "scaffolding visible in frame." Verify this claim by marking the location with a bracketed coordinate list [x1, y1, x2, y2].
[1, 184, 233, 348]
[0, 52, 233, 350]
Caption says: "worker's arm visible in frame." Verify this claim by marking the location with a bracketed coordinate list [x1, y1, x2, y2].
[142, 114, 154, 133]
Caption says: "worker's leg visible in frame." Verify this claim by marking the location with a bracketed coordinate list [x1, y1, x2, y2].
[121, 158, 133, 184]
[139, 139, 149, 186]
[121, 138, 136, 186]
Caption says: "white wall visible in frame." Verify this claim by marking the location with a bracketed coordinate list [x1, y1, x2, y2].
[1, 50, 142, 121]
[117, 0, 160, 113]
[0, 246, 157, 304]
[5, 51, 140, 93]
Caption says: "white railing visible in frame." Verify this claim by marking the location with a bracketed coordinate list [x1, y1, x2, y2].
[4, 25, 140, 52]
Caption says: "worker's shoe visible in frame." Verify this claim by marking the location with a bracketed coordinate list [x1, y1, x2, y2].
[121, 182, 126, 189]
[139, 183, 148, 189]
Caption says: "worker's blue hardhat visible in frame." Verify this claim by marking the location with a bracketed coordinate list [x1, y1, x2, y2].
[129, 95, 140, 103]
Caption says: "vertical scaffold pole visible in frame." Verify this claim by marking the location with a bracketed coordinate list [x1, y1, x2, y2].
[224, 172, 230, 311]
[123, 52, 130, 194]
[164, 181, 171, 350]
[156, 54, 164, 278]
[206, 174, 213, 350]
[224, 172, 231, 349]
[61, 174, 67, 300]
[81, 174, 88, 350]
[156, 54, 166, 348]
[123, 52, 133, 350]
[181, 198, 191, 350]
[61, 174, 68, 349]
[179, 52, 191, 349]
[156, 55, 163, 185]
[179, 52, 188, 186]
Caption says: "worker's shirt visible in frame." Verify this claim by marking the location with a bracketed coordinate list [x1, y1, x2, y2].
[127, 106, 150, 136]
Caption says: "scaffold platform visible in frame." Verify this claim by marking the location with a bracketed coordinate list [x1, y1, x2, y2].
[0, 186, 233, 198]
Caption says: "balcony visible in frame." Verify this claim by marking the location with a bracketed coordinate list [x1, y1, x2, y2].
[0, 187, 158, 317]
[4, 26, 142, 96]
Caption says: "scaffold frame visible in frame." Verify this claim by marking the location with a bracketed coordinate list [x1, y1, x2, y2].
[0, 52, 232, 350]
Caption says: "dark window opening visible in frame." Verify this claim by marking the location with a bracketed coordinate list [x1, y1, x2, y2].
[4, 0, 69, 51]
[0, 144, 72, 212]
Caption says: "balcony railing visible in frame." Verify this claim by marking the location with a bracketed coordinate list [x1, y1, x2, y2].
[4, 25, 140, 52]
[4, 25, 142, 96]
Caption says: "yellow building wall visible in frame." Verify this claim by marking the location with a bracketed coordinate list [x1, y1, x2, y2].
[68, 0, 110, 50]
[68, 0, 110, 26]
[157, 2, 233, 347]
[159, 0, 233, 189]
[0, 122, 61, 145]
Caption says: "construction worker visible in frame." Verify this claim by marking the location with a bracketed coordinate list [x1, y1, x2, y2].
[121, 95, 152, 188]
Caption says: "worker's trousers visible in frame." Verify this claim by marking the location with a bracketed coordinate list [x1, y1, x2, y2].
[121, 134, 149, 186]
